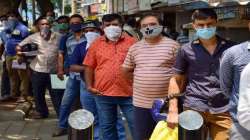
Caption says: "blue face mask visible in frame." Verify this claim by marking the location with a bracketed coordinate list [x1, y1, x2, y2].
[196, 27, 216, 40]
[70, 23, 82, 32]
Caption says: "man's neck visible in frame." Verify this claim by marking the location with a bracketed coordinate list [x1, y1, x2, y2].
[145, 35, 162, 44]
[74, 31, 83, 41]
[199, 36, 218, 54]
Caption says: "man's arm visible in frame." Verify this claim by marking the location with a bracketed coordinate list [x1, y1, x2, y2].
[167, 74, 186, 129]
[57, 52, 65, 80]
[70, 65, 84, 73]
[57, 35, 68, 80]
[121, 67, 134, 82]
[0, 42, 4, 59]
[220, 50, 233, 98]
[121, 45, 135, 81]
[84, 66, 101, 94]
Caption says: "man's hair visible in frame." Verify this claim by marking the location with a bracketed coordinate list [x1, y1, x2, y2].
[7, 11, 19, 18]
[102, 14, 124, 24]
[56, 16, 70, 23]
[126, 17, 136, 27]
[0, 15, 7, 21]
[46, 10, 55, 18]
[139, 13, 163, 25]
[69, 14, 84, 23]
[34, 16, 47, 26]
[192, 8, 217, 22]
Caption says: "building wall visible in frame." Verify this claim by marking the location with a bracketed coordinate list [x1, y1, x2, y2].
[175, 11, 250, 43]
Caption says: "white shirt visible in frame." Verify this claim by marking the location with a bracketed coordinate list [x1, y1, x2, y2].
[19, 32, 61, 73]
[237, 61, 250, 131]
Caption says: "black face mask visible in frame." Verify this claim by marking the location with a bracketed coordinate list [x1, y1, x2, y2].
[70, 23, 82, 32]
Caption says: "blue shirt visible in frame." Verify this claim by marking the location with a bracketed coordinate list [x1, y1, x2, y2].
[220, 42, 250, 122]
[174, 36, 235, 113]
[59, 33, 86, 79]
[59, 33, 86, 68]
[4, 22, 29, 56]
[69, 41, 87, 65]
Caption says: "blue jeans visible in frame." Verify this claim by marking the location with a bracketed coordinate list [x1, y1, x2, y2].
[95, 95, 134, 140]
[80, 82, 126, 140]
[58, 77, 81, 128]
[80, 81, 100, 140]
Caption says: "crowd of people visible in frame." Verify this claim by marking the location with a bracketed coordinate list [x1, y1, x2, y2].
[0, 7, 250, 140]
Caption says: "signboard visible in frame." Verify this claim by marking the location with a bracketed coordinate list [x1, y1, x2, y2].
[215, 7, 239, 20]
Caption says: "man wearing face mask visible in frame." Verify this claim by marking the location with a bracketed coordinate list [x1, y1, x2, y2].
[3, 12, 30, 103]
[83, 14, 136, 140]
[67, 20, 101, 139]
[122, 13, 180, 140]
[16, 16, 63, 119]
[53, 14, 86, 137]
[55, 16, 69, 35]
[167, 9, 235, 140]
[45, 11, 56, 31]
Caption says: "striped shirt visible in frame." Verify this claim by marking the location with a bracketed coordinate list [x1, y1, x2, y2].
[122, 37, 180, 108]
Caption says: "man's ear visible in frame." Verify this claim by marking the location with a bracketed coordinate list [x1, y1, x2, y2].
[192, 23, 196, 30]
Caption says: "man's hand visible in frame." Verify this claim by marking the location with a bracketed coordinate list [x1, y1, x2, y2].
[57, 70, 64, 80]
[17, 55, 24, 64]
[167, 111, 178, 129]
[87, 87, 102, 95]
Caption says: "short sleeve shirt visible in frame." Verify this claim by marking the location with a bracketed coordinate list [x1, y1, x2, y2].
[174, 37, 235, 113]
[123, 37, 180, 108]
[83, 33, 136, 97]
[19, 32, 62, 73]
[69, 41, 87, 65]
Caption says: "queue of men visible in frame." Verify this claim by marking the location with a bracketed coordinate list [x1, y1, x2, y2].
[0, 8, 250, 140]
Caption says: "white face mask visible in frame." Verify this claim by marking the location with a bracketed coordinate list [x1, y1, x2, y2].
[140, 25, 163, 38]
[104, 25, 122, 41]
[85, 32, 100, 49]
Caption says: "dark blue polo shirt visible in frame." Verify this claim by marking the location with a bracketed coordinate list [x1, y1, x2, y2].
[69, 41, 87, 66]
[174, 36, 235, 113]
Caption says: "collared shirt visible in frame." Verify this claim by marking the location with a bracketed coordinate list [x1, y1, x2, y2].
[174, 36, 235, 114]
[220, 41, 250, 121]
[122, 37, 180, 108]
[237, 62, 250, 131]
[19, 32, 61, 73]
[4, 22, 29, 56]
[59, 33, 85, 80]
[83, 33, 136, 97]
[69, 41, 87, 65]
